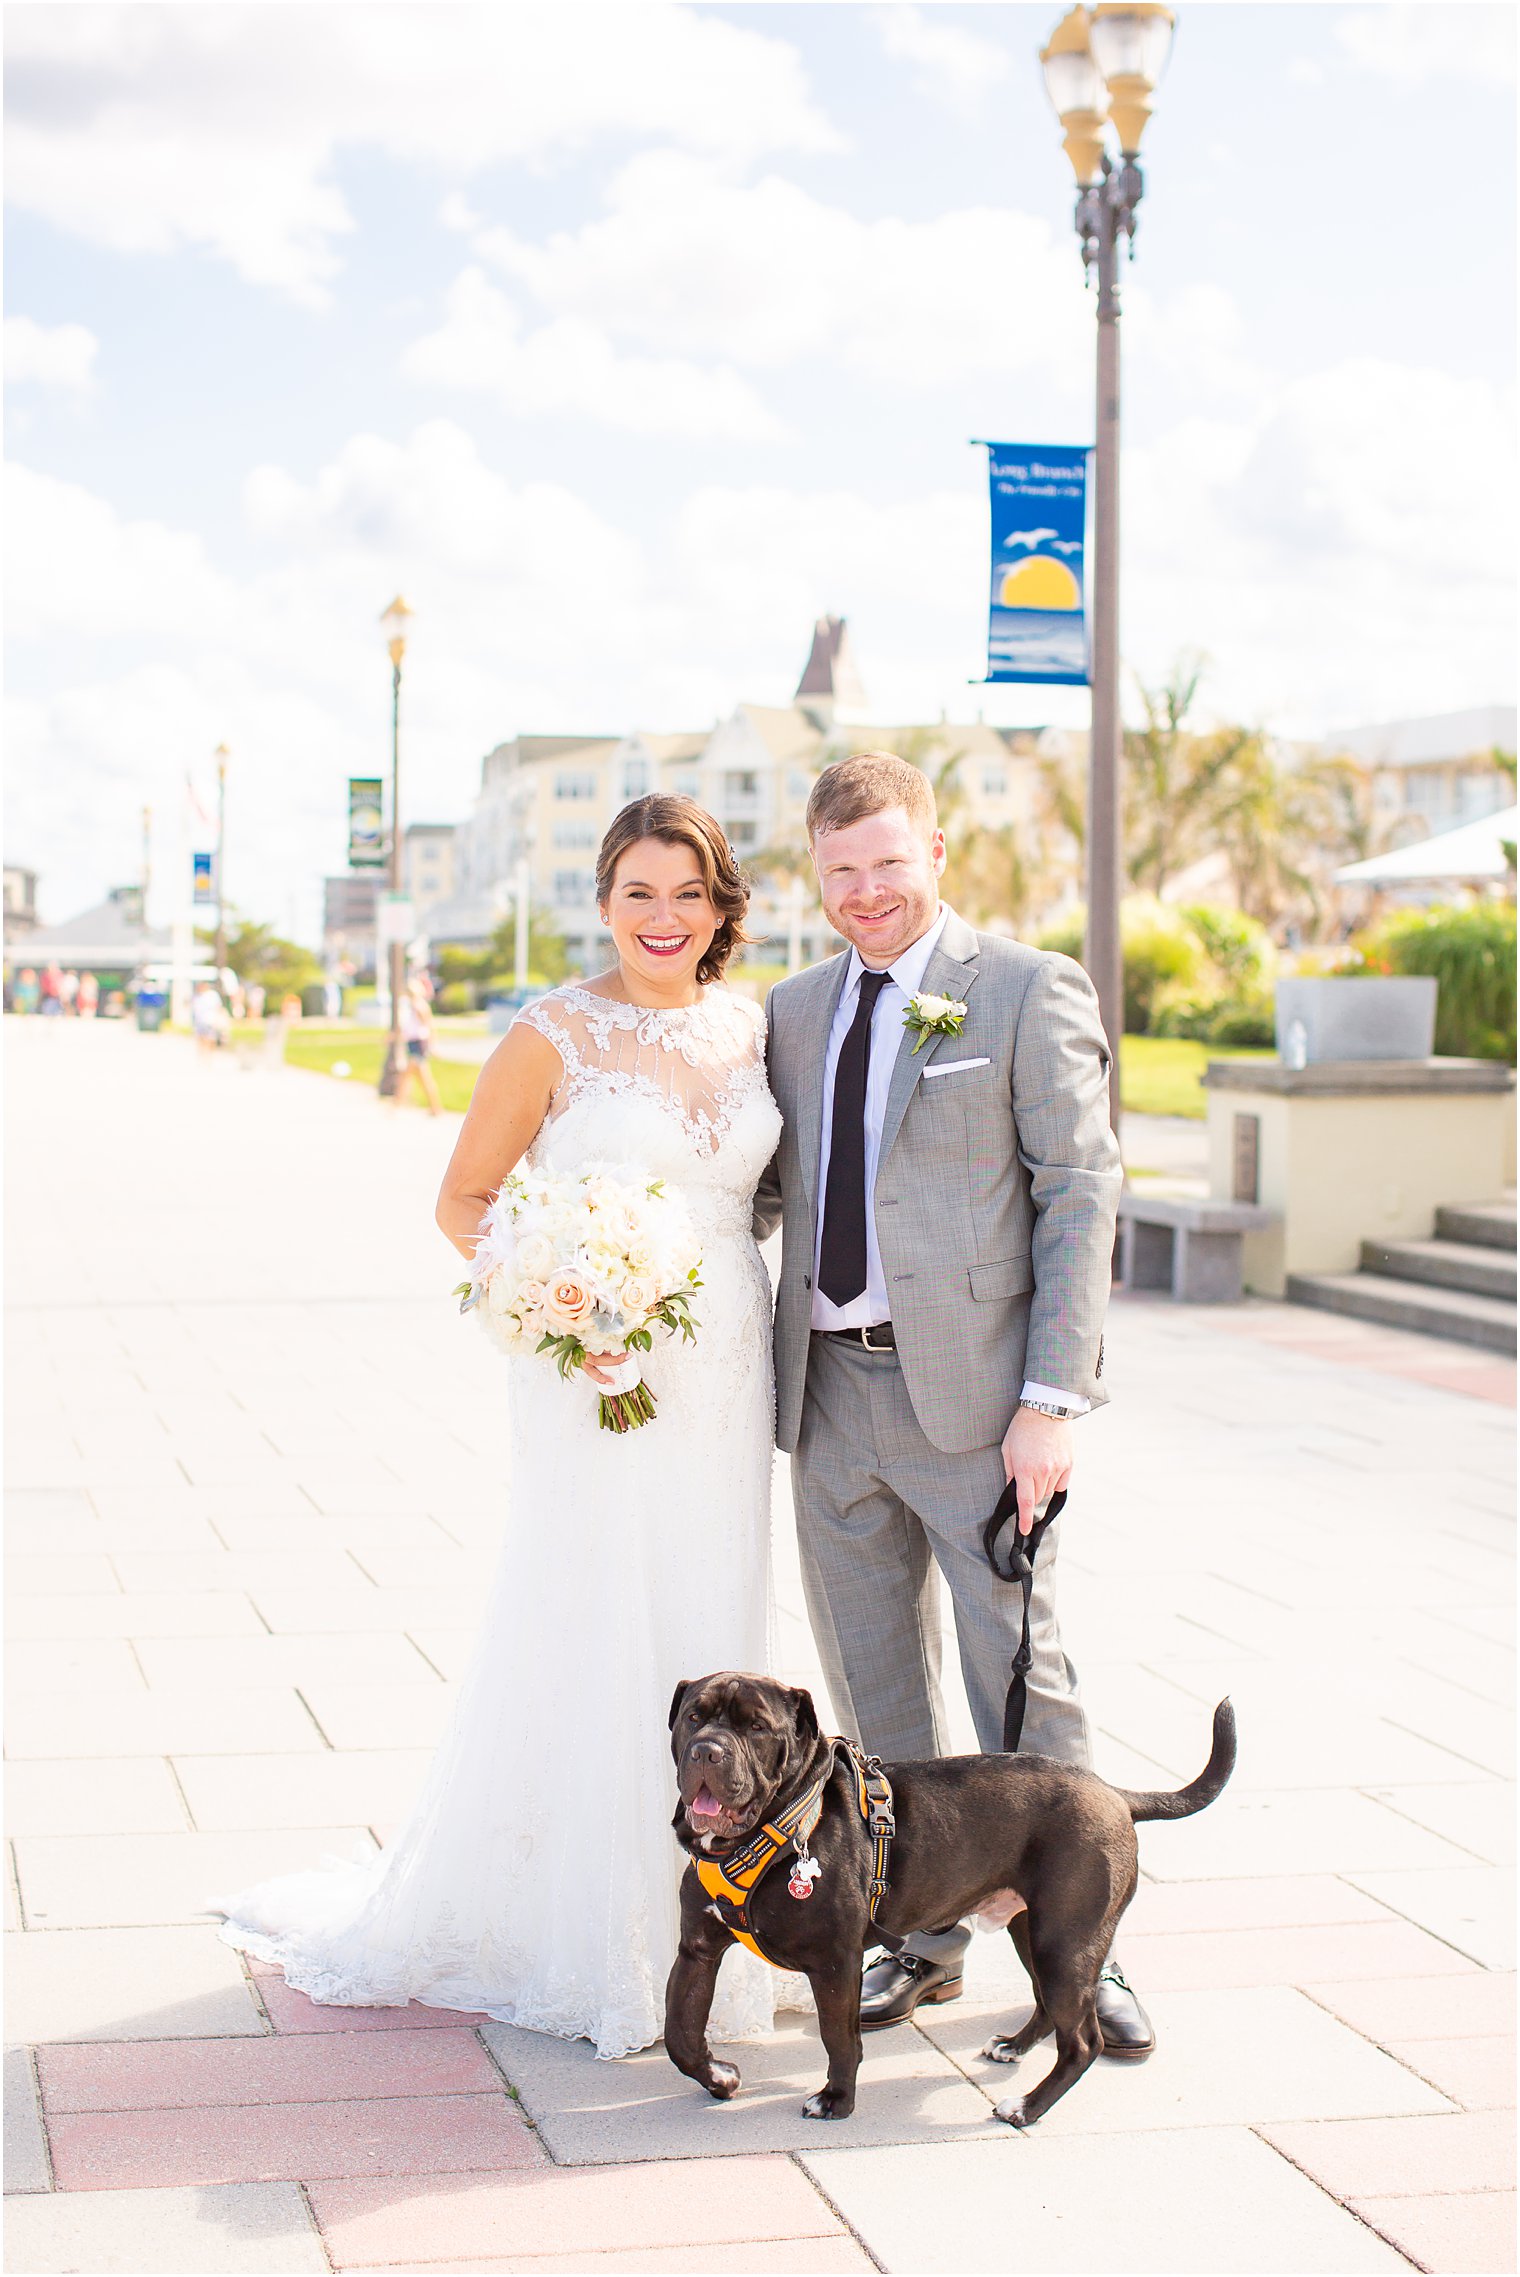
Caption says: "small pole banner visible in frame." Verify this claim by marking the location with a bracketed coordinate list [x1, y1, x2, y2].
[191, 850, 216, 906]
[981, 442, 1090, 686]
[348, 778, 386, 869]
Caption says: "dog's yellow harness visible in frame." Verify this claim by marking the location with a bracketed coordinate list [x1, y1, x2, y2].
[694, 1740, 896, 1969]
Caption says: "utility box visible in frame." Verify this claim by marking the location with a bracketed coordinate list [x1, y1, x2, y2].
[1274, 977, 1437, 1064]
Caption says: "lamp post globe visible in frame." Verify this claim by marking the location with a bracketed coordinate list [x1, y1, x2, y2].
[377, 597, 414, 1099]
[1040, 8, 1108, 187]
[1089, 4, 1175, 155]
[1038, 4, 1173, 1128]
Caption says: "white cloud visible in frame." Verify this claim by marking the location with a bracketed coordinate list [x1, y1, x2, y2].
[472, 152, 1091, 386]
[4, 463, 231, 641]
[400, 269, 785, 442]
[3, 316, 99, 391]
[9, 340, 1516, 931]
[1123, 360, 1516, 730]
[4, 3, 842, 305]
[1336, 4, 1517, 85]
[873, 4, 1010, 112]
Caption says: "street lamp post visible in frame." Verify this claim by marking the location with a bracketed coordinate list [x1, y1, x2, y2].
[377, 597, 414, 1098]
[1040, 2, 1174, 1125]
[213, 743, 231, 988]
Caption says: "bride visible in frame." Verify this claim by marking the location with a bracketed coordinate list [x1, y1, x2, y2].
[219, 794, 786, 2057]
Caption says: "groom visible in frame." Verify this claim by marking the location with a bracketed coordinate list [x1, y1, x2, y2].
[754, 750, 1152, 2056]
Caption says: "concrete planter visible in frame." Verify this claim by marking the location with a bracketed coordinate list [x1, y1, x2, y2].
[1274, 975, 1437, 1065]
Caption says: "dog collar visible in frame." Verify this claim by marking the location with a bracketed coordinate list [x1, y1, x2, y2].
[693, 1740, 896, 1969]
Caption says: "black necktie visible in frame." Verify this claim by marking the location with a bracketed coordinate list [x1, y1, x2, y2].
[818, 969, 891, 1306]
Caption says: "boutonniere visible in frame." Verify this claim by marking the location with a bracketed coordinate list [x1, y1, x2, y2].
[903, 991, 968, 1055]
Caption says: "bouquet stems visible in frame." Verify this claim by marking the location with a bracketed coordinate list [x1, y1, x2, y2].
[598, 1383, 659, 1433]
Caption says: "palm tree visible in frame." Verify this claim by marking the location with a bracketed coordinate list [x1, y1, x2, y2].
[1122, 660, 1247, 897]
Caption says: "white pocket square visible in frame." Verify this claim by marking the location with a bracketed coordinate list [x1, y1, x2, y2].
[922, 1056, 990, 1078]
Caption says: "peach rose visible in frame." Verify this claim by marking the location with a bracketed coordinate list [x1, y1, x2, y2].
[542, 1274, 594, 1337]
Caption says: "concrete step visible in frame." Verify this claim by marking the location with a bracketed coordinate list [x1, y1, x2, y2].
[1435, 1199, 1517, 1252]
[1361, 1236, 1518, 1303]
[1286, 1270, 1517, 1355]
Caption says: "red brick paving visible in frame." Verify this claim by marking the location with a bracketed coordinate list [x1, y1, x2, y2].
[1350, 2188, 1517, 2275]
[37, 2026, 501, 2111]
[306, 2158, 850, 2267]
[256, 1978, 487, 2035]
[46, 2090, 544, 2191]
[1261, 2108, 1517, 2198]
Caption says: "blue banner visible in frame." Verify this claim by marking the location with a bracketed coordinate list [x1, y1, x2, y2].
[983, 442, 1089, 686]
[191, 850, 215, 906]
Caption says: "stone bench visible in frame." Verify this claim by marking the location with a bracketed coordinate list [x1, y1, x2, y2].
[1118, 1192, 1281, 1303]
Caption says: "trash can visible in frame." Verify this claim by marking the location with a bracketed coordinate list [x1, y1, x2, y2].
[135, 988, 168, 1033]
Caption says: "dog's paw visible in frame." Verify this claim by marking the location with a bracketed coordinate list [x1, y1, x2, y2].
[982, 2034, 1022, 2065]
[802, 2087, 855, 2121]
[993, 2094, 1030, 2128]
[704, 2061, 741, 2101]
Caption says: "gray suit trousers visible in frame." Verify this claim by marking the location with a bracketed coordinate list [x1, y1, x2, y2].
[793, 1336, 1092, 1964]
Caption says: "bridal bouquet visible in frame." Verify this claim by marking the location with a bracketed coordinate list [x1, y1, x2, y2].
[457, 1165, 702, 1433]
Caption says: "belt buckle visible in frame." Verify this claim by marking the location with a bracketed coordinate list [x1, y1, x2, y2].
[859, 1322, 889, 1352]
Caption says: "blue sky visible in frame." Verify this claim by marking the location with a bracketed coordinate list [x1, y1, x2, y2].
[5, 1, 1515, 941]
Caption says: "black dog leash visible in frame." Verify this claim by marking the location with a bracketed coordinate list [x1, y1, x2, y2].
[981, 1478, 1067, 1752]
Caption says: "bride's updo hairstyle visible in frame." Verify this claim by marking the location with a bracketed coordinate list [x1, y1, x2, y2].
[595, 794, 755, 986]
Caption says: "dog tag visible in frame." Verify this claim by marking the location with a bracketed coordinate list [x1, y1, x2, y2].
[788, 1856, 821, 1901]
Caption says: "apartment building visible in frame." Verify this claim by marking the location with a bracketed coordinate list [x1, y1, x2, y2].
[424, 617, 1080, 967]
[1330, 705, 1515, 836]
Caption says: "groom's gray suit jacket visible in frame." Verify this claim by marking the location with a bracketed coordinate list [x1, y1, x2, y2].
[754, 910, 1123, 1456]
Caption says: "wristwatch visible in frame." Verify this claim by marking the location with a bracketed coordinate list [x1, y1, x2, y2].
[1019, 1395, 1076, 1420]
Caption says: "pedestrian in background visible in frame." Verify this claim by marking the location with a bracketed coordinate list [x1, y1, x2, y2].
[76, 971, 99, 1019]
[398, 975, 442, 1115]
[38, 965, 63, 1019]
[191, 982, 229, 1055]
[14, 968, 39, 1016]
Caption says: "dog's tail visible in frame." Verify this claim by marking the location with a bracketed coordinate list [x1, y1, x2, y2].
[1118, 1699, 1236, 1823]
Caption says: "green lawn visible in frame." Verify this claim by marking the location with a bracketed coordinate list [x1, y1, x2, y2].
[1120, 1035, 1274, 1119]
[282, 1020, 1270, 1123]
[282, 1025, 482, 1114]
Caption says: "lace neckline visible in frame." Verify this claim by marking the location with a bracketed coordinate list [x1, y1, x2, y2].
[557, 982, 720, 1026]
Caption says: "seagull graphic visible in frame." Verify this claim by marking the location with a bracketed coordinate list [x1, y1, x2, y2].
[1003, 528, 1059, 550]
[1052, 539, 1082, 554]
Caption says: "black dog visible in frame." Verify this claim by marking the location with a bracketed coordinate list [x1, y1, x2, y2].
[665, 1671, 1235, 2127]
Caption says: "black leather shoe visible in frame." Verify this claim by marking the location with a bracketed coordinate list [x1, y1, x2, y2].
[859, 1951, 963, 2029]
[1096, 1960, 1154, 2058]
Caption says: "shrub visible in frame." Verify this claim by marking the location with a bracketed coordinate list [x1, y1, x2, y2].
[1178, 904, 1275, 991]
[1037, 898, 1207, 1034]
[1150, 990, 1276, 1047]
[1356, 901, 1516, 1062]
[1204, 996, 1276, 1048]
[435, 981, 475, 1016]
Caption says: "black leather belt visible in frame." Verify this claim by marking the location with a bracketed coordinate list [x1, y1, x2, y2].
[815, 1321, 896, 1351]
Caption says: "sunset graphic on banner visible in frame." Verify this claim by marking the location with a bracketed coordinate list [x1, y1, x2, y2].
[981, 442, 1090, 687]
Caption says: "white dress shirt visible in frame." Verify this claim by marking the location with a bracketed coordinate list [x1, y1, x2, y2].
[810, 904, 1088, 1416]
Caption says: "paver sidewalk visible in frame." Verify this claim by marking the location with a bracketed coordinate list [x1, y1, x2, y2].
[5, 1019, 1514, 2275]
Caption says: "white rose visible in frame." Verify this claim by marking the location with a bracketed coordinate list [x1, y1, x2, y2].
[514, 1232, 555, 1281]
[619, 1276, 654, 1321]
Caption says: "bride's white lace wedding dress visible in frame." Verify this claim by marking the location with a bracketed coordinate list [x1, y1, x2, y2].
[219, 982, 785, 2057]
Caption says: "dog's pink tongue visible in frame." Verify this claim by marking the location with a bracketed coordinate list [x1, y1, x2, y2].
[689, 1785, 723, 1818]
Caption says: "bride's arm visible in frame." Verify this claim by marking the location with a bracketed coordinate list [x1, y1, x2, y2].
[434, 1023, 562, 1260]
